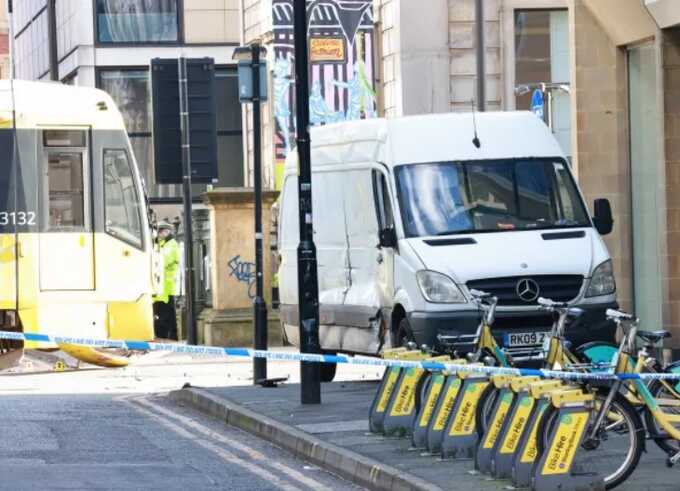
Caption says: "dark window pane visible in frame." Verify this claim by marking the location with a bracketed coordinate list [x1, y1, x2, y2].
[99, 70, 151, 133]
[96, 0, 179, 43]
[216, 69, 242, 132]
[104, 149, 144, 247]
[217, 134, 244, 187]
[515, 10, 551, 110]
[44, 130, 86, 147]
[46, 152, 85, 230]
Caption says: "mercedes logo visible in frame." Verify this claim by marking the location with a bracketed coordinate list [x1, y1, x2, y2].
[516, 278, 540, 303]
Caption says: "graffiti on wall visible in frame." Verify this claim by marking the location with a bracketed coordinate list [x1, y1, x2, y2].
[228, 255, 256, 299]
[272, 0, 377, 187]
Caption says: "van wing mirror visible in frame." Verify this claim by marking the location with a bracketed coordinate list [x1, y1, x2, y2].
[593, 198, 614, 236]
[379, 228, 398, 248]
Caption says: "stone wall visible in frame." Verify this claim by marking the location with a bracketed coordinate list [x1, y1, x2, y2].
[663, 27, 680, 337]
[375, 0, 400, 117]
[570, 0, 633, 312]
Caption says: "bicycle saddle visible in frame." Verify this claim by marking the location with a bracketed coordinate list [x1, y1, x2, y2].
[636, 330, 671, 343]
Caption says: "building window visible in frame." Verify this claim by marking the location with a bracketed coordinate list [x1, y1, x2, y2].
[97, 66, 244, 201]
[514, 9, 571, 157]
[99, 69, 151, 133]
[96, 0, 180, 44]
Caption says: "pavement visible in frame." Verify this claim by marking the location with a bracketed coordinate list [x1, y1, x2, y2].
[171, 379, 680, 491]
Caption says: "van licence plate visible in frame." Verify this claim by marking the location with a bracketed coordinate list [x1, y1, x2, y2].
[504, 331, 549, 348]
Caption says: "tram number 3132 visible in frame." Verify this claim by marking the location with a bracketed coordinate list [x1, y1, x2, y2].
[0, 211, 36, 226]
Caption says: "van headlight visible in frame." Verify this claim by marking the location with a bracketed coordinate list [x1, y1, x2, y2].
[416, 270, 467, 303]
[586, 260, 616, 297]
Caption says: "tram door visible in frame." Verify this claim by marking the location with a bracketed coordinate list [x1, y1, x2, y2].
[39, 129, 94, 291]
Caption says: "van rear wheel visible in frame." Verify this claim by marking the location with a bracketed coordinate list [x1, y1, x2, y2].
[319, 358, 337, 383]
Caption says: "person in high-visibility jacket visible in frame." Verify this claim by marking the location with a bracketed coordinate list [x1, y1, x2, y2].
[153, 222, 180, 340]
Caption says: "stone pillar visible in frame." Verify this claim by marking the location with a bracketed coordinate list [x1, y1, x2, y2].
[570, 0, 633, 312]
[663, 27, 680, 343]
[199, 188, 281, 347]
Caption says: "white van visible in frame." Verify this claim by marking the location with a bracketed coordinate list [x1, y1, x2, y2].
[277, 112, 617, 369]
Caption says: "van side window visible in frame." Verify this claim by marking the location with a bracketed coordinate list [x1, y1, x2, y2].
[373, 171, 394, 230]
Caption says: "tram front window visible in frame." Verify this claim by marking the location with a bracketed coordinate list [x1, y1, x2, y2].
[104, 149, 143, 248]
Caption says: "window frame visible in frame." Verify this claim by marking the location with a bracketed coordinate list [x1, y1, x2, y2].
[40, 129, 92, 234]
[501, 1, 569, 111]
[102, 147, 146, 250]
[92, 0, 185, 47]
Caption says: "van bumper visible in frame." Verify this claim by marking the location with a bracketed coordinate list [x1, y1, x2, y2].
[407, 302, 618, 353]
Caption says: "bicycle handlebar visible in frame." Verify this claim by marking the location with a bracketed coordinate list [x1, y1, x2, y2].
[537, 297, 570, 310]
[606, 308, 636, 323]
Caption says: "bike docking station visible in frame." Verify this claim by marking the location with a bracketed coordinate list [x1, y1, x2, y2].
[411, 358, 464, 449]
[504, 379, 562, 484]
[383, 354, 451, 436]
[475, 375, 540, 474]
[532, 388, 605, 491]
[368, 347, 413, 433]
[425, 360, 467, 454]
[440, 369, 489, 459]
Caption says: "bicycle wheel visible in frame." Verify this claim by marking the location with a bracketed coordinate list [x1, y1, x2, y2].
[537, 391, 643, 490]
[475, 382, 499, 437]
[646, 380, 680, 454]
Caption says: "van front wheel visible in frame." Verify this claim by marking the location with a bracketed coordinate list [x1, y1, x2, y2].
[395, 318, 415, 348]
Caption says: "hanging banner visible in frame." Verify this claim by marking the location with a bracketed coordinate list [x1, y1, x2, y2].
[271, 0, 377, 189]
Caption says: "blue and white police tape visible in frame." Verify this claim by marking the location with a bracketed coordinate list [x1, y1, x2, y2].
[2, 329, 680, 382]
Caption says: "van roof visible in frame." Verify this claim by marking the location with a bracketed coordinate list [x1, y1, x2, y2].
[0, 79, 126, 130]
[284, 111, 565, 172]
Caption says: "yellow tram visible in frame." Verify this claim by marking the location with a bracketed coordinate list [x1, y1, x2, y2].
[0, 80, 156, 368]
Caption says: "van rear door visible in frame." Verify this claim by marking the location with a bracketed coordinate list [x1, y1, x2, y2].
[278, 173, 350, 330]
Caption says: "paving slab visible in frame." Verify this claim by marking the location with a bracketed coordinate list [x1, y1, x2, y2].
[170, 381, 679, 491]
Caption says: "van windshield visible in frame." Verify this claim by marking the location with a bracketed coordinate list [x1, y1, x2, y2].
[395, 159, 590, 237]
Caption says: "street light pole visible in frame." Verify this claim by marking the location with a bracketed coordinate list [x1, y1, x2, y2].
[293, 0, 321, 404]
[252, 43, 268, 384]
[178, 57, 197, 345]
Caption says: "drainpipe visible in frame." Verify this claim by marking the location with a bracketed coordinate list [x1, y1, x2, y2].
[475, 0, 486, 111]
[47, 0, 58, 81]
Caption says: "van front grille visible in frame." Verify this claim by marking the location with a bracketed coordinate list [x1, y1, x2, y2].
[466, 275, 584, 306]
